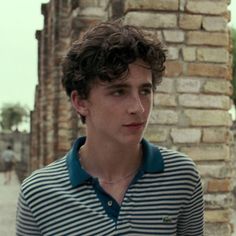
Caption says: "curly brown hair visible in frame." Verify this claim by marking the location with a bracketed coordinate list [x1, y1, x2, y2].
[61, 20, 166, 101]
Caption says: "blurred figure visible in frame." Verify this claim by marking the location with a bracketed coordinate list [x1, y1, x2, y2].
[1, 145, 15, 184]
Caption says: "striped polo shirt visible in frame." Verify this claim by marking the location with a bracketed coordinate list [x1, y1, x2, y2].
[16, 137, 204, 236]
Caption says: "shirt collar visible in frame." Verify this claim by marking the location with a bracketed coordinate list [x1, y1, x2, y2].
[67, 136, 164, 188]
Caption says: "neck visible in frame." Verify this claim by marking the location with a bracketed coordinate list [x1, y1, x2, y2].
[79, 137, 142, 181]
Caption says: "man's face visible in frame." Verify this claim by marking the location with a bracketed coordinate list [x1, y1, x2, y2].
[83, 60, 153, 146]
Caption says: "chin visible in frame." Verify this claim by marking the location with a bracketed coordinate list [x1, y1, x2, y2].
[120, 134, 143, 146]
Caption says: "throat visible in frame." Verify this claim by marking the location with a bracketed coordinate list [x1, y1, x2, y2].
[99, 174, 135, 205]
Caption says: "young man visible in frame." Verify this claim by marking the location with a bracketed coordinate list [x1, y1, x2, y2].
[16, 21, 204, 235]
[1, 145, 15, 184]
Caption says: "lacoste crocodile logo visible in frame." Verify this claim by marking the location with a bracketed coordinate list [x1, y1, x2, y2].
[162, 216, 172, 223]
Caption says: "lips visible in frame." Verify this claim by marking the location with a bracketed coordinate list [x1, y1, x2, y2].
[123, 122, 145, 128]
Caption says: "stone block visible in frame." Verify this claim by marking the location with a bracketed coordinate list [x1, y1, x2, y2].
[184, 109, 232, 127]
[179, 14, 202, 29]
[179, 94, 231, 110]
[205, 223, 231, 236]
[124, 12, 177, 28]
[184, 109, 232, 126]
[205, 210, 231, 223]
[163, 30, 185, 43]
[187, 31, 229, 46]
[204, 193, 234, 209]
[154, 93, 177, 107]
[124, 0, 179, 11]
[203, 79, 232, 95]
[186, 63, 228, 78]
[203, 16, 227, 31]
[182, 47, 196, 61]
[203, 128, 232, 143]
[197, 47, 228, 63]
[170, 128, 201, 143]
[167, 46, 179, 60]
[156, 78, 175, 93]
[176, 78, 201, 93]
[207, 179, 232, 193]
[186, 1, 227, 15]
[144, 125, 169, 142]
[149, 109, 178, 125]
[198, 163, 232, 178]
[165, 61, 183, 77]
[180, 145, 230, 161]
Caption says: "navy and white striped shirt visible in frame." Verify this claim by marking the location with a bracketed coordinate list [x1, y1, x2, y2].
[16, 137, 204, 235]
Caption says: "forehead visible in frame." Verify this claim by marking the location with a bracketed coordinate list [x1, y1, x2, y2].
[96, 61, 152, 88]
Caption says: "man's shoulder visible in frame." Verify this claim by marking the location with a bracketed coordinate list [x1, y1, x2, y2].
[156, 145, 199, 174]
[21, 155, 68, 193]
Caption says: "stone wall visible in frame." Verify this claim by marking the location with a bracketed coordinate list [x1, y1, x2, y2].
[30, 0, 234, 235]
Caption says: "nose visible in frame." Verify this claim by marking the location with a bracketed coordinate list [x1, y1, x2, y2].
[127, 94, 145, 114]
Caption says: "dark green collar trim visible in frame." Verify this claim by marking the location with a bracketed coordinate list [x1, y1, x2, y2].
[141, 138, 164, 173]
[67, 137, 164, 188]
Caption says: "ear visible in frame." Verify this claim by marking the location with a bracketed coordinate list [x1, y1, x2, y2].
[71, 90, 88, 117]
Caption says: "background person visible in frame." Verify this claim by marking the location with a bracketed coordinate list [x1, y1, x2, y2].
[1, 145, 15, 184]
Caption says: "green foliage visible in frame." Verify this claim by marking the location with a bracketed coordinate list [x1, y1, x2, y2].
[0, 103, 29, 131]
[232, 27, 236, 105]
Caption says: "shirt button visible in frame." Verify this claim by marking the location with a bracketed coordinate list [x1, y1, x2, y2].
[108, 200, 113, 207]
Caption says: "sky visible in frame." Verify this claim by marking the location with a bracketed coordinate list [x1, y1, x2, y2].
[0, 1, 236, 131]
[0, 0, 49, 130]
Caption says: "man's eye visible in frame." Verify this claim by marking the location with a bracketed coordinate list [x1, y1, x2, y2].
[112, 89, 125, 96]
[140, 89, 151, 95]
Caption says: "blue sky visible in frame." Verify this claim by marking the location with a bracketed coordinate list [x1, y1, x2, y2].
[0, 1, 235, 131]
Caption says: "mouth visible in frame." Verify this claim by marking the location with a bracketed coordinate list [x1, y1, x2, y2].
[123, 122, 145, 128]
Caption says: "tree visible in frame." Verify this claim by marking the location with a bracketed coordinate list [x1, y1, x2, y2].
[0, 103, 29, 131]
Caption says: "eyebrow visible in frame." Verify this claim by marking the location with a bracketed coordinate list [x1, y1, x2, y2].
[105, 82, 153, 90]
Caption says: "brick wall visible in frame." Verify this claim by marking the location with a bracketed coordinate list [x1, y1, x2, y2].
[30, 0, 234, 235]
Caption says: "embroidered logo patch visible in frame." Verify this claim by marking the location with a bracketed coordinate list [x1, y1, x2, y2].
[162, 216, 172, 223]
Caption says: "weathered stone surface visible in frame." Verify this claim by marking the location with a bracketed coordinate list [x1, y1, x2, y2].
[145, 125, 169, 142]
[165, 61, 183, 77]
[186, 1, 227, 15]
[176, 78, 201, 93]
[203, 16, 227, 31]
[203, 79, 232, 95]
[184, 109, 232, 126]
[186, 63, 228, 78]
[204, 193, 234, 209]
[124, 0, 179, 11]
[187, 31, 229, 46]
[179, 14, 202, 29]
[197, 47, 228, 63]
[156, 78, 175, 93]
[179, 94, 231, 110]
[205, 223, 231, 236]
[170, 128, 201, 143]
[203, 128, 232, 143]
[180, 145, 230, 161]
[207, 179, 233, 193]
[124, 12, 177, 28]
[154, 93, 177, 107]
[205, 210, 231, 223]
[167, 46, 179, 60]
[198, 163, 232, 178]
[163, 30, 185, 43]
[149, 109, 178, 125]
[182, 47, 196, 61]
[79, 7, 106, 17]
